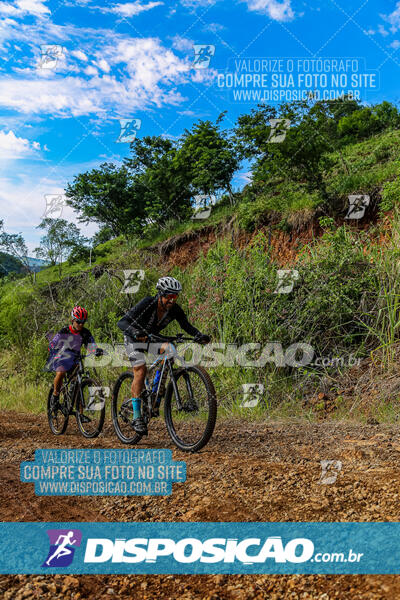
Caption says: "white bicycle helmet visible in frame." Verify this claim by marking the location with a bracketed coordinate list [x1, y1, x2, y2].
[156, 276, 182, 294]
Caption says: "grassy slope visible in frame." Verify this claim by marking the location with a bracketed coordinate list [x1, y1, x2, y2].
[1, 128, 400, 416]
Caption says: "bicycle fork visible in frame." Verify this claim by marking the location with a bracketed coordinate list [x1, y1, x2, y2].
[169, 365, 196, 411]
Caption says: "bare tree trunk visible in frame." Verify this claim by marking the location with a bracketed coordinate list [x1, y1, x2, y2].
[227, 183, 235, 206]
[47, 282, 56, 309]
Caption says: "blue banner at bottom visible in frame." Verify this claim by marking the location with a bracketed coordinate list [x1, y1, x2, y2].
[0, 522, 398, 574]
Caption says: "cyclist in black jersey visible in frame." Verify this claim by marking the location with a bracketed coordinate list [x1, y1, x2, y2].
[117, 276, 210, 434]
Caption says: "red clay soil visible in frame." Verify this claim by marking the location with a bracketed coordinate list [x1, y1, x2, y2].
[2, 411, 400, 598]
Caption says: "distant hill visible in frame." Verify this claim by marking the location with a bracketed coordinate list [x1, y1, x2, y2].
[0, 252, 25, 277]
[0, 254, 49, 277]
[24, 257, 49, 272]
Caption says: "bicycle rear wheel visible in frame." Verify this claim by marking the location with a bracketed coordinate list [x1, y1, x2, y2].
[111, 372, 142, 444]
[47, 385, 69, 435]
[164, 366, 217, 452]
[76, 378, 106, 438]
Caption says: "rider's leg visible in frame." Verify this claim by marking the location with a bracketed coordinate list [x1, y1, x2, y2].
[53, 371, 65, 396]
[130, 363, 148, 434]
[131, 363, 147, 398]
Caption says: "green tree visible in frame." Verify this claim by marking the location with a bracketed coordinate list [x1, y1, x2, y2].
[124, 136, 193, 228]
[65, 163, 146, 237]
[179, 114, 240, 206]
[234, 98, 361, 197]
[337, 102, 400, 142]
[92, 225, 114, 247]
[34, 218, 88, 277]
[0, 220, 33, 282]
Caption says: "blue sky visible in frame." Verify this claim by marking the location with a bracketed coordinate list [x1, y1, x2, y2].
[1, 0, 400, 253]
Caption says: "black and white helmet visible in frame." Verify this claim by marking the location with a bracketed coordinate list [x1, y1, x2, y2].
[156, 276, 182, 294]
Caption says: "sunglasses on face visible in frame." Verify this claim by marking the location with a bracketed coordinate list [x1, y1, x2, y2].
[164, 293, 178, 300]
[74, 318, 85, 324]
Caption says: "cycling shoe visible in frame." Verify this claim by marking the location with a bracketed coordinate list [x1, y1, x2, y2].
[132, 416, 148, 435]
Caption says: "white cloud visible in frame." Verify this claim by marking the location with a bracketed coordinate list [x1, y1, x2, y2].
[243, 0, 294, 21]
[0, 78, 102, 116]
[103, 1, 163, 17]
[71, 49, 88, 61]
[390, 39, 400, 49]
[170, 34, 194, 52]
[0, 0, 50, 17]
[99, 37, 190, 93]
[0, 171, 101, 252]
[0, 4, 20, 16]
[16, 0, 50, 15]
[84, 65, 98, 75]
[382, 2, 400, 33]
[97, 58, 111, 72]
[378, 24, 390, 37]
[206, 22, 225, 33]
[235, 171, 252, 184]
[0, 130, 41, 159]
[180, 0, 216, 6]
[0, 35, 192, 117]
[191, 65, 217, 83]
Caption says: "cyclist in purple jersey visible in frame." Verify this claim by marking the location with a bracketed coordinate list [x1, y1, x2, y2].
[45, 306, 98, 409]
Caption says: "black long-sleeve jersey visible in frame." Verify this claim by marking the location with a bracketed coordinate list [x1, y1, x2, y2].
[117, 295, 201, 339]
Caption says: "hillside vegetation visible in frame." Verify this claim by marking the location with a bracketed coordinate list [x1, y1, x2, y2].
[2, 98, 400, 420]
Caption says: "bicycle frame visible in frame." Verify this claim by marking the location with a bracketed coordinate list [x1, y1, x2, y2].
[147, 342, 195, 412]
[60, 355, 87, 411]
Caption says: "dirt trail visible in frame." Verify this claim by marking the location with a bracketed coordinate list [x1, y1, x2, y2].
[2, 410, 400, 599]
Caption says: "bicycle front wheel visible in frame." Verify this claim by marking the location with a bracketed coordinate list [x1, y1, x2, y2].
[164, 366, 217, 452]
[111, 372, 142, 444]
[76, 378, 106, 438]
[47, 385, 69, 435]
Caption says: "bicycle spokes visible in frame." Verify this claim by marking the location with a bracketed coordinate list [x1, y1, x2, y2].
[47, 386, 69, 435]
[117, 380, 135, 435]
[111, 372, 143, 444]
[167, 369, 210, 445]
[76, 381, 105, 438]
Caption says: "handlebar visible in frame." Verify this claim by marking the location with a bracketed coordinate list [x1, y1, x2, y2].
[147, 332, 195, 343]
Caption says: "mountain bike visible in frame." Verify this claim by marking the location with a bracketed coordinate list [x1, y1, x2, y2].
[47, 349, 106, 438]
[111, 333, 217, 452]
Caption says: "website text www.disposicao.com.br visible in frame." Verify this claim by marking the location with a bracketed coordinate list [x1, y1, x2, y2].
[83, 536, 363, 565]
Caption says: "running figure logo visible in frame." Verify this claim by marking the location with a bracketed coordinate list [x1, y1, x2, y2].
[193, 45, 215, 68]
[42, 529, 82, 567]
